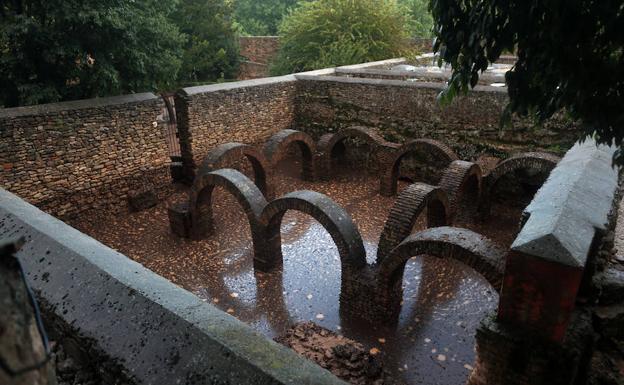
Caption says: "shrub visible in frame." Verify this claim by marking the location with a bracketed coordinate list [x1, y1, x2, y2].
[271, 0, 412, 75]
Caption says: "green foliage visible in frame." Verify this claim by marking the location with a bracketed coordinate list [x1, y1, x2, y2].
[271, 0, 412, 75]
[172, 0, 240, 84]
[430, 0, 624, 163]
[234, 0, 299, 36]
[399, 0, 434, 38]
[0, 0, 185, 107]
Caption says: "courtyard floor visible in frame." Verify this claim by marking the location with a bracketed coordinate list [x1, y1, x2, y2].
[70, 158, 523, 385]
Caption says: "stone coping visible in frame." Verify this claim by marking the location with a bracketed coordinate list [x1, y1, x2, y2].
[0, 93, 159, 118]
[294, 74, 508, 94]
[334, 67, 505, 84]
[511, 139, 619, 267]
[181, 68, 337, 96]
[336, 57, 410, 70]
[0, 188, 344, 385]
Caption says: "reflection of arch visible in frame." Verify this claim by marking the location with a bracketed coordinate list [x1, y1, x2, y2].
[263, 129, 316, 181]
[481, 152, 560, 217]
[377, 227, 505, 319]
[376, 183, 450, 263]
[258, 190, 367, 273]
[198, 143, 271, 197]
[188, 169, 268, 244]
[380, 139, 459, 197]
[439, 161, 482, 223]
[315, 126, 389, 180]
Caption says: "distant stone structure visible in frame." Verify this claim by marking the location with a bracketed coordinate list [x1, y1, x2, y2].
[238, 36, 281, 80]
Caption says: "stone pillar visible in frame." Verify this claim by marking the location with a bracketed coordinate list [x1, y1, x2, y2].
[468, 311, 593, 385]
[0, 240, 57, 385]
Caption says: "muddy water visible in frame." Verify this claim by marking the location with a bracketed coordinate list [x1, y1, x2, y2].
[71, 158, 522, 385]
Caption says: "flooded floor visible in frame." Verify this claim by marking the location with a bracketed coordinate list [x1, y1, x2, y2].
[71, 158, 523, 385]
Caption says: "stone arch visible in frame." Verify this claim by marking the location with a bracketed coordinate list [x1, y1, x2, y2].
[258, 190, 367, 273]
[438, 161, 482, 223]
[198, 142, 271, 197]
[376, 183, 450, 263]
[380, 139, 459, 197]
[481, 152, 560, 217]
[187, 168, 268, 242]
[376, 227, 505, 319]
[315, 126, 389, 180]
[263, 129, 316, 181]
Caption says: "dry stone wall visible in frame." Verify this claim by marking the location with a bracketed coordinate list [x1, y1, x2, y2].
[0, 93, 171, 219]
[294, 75, 580, 158]
[239, 36, 280, 65]
[175, 78, 297, 178]
[238, 36, 281, 80]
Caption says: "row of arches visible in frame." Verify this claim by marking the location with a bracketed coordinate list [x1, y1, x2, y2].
[194, 128, 560, 220]
[169, 162, 506, 324]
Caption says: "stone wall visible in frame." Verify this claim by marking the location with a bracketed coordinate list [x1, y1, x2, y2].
[175, 77, 298, 178]
[239, 36, 280, 64]
[294, 75, 580, 158]
[0, 93, 171, 219]
[238, 36, 281, 80]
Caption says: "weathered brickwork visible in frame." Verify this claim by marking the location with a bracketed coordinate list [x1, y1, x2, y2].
[376, 183, 450, 262]
[294, 76, 580, 157]
[175, 78, 297, 179]
[0, 93, 171, 219]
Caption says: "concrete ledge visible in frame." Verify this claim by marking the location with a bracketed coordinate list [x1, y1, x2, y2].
[0, 189, 344, 385]
[182, 68, 337, 96]
[295, 74, 507, 94]
[334, 67, 505, 85]
[0, 93, 160, 118]
[336, 57, 409, 70]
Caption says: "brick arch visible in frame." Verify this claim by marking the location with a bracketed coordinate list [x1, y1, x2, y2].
[438, 161, 482, 223]
[263, 129, 316, 181]
[376, 183, 450, 263]
[258, 190, 367, 273]
[198, 142, 271, 197]
[377, 227, 505, 317]
[188, 169, 268, 244]
[315, 126, 389, 180]
[380, 139, 459, 197]
[481, 152, 560, 216]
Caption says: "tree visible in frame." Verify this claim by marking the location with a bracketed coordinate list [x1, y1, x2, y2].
[172, 0, 240, 85]
[430, 0, 624, 163]
[271, 0, 412, 75]
[399, 0, 433, 38]
[234, 0, 299, 36]
[0, 0, 185, 107]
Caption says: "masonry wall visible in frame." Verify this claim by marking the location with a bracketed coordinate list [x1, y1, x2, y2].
[239, 36, 280, 64]
[0, 93, 171, 219]
[238, 36, 281, 80]
[295, 76, 580, 158]
[175, 77, 297, 175]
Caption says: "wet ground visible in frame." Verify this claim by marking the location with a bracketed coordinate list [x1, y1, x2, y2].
[70, 157, 523, 385]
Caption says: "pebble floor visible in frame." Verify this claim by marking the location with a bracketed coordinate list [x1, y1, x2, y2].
[71, 158, 524, 385]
